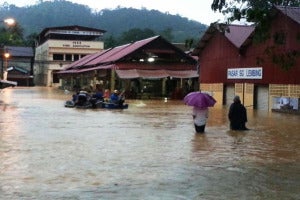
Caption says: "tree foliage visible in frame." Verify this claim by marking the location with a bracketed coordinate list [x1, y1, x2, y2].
[119, 28, 156, 45]
[0, 22, 24, 45]
[0, 0, 207, 45]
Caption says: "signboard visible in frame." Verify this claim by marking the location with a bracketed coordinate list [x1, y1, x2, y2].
[227, 67, 263, 79]
[62, 41, 90, 48]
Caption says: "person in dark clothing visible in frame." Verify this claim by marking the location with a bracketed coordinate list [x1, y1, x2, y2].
[228, 95, 249, 130]
[76, 91, 90, 106]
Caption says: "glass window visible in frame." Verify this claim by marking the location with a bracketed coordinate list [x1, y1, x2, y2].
[74, 54, 79, 61]
[65, 54, 72, 61]
[53, 54, 64, 61]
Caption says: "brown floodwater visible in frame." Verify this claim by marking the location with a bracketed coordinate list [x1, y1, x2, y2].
[0, 87, 300, 199]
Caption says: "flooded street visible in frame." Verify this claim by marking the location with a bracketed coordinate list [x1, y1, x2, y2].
[1, 87, 300, 199]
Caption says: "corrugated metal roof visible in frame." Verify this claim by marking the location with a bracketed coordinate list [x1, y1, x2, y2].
[276, 6, 300, 24]
[7, 66, 29, 74]
[5, 46, 34, 57]
[85, 43, 132, 66]
[62, 54, 94, 70]
[64, 48, 114, 70]
[59, 36, 197, 74]
[85, 36, 159, 66]
[61, 35, 197, 74]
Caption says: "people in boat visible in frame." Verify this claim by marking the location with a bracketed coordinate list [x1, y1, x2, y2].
[72, 91, 79, 102]
[76, 91, 90, 106]
[103, 89, 110, 102]
[109, 90, 125, 106]
[92, 89, 104, 101]
[89, 88, 104, 108]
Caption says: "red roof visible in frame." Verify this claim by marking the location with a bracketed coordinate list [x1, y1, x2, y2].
[61, 35, 197, 75]
[65, 49, 111, 70]
[62, 54, 93, 70]
[79, 36, 160, 66]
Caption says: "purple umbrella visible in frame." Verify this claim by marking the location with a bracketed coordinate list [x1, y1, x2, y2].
[183, 91, 216, 108]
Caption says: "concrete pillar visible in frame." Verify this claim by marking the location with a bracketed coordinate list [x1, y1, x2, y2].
[47, 69, 52, 86]
[110, 70, 115, 91]
[162, 78, 167, 96]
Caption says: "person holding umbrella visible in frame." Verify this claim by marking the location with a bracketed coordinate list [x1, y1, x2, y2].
[192, 107, 208, 133]
[183, 91, 216, 133]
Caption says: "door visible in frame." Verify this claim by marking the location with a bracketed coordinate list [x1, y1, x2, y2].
[254, 85, 269, 110]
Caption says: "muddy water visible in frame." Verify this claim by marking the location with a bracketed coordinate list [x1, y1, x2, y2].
[0, 87, 299, 199]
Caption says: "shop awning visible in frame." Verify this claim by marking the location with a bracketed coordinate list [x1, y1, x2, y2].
[116, 69, 198, 79]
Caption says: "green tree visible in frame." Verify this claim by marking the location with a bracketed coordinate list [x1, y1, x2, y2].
[211, 0, 300, 42]
[119, 28, 156, 44]
[24, 32, 38, 47]
[185, 38, 194, 50]
[104, 35, 117, 49]
[160, 28, 174, 41]
[0, 21, 24, 45]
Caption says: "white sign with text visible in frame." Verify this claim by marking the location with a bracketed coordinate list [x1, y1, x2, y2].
[227, 67, 263, 79]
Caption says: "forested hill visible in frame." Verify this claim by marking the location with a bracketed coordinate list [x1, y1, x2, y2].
[0, 0, 208, 44]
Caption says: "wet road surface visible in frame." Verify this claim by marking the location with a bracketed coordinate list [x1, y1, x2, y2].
[1, 87, 300, 199]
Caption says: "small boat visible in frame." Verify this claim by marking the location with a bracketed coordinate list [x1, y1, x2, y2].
[101, 102, 129, 109]
[65, 100, 76, 108]
[64, 100, 128, 109]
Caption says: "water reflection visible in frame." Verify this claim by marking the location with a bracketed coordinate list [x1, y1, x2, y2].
[0, 87, 299, 199]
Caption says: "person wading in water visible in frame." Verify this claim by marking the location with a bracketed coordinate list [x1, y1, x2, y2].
[228, 95, 249, 130]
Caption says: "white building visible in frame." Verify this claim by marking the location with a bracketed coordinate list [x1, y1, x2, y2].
[34, 25, 106, 87]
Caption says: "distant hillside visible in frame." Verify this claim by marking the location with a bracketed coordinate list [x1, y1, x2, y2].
[0, 0, 207, 43]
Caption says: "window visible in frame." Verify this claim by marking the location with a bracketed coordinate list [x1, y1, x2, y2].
[53, 54, 64, 61]
[74, 54, 79, 61]
[65, 54, 72, 61]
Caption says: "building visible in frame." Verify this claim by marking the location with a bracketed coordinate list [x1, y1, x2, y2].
[192, 6, 300, 112]
[58, 35, 198, 99]
[34, 25, 106, 87]
[1, 46, 34, 86]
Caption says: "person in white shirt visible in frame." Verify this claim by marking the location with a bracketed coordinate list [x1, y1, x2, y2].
[192, 107, 208, 133]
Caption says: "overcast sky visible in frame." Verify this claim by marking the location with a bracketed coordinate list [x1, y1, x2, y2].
[0, 0, 225, 25]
